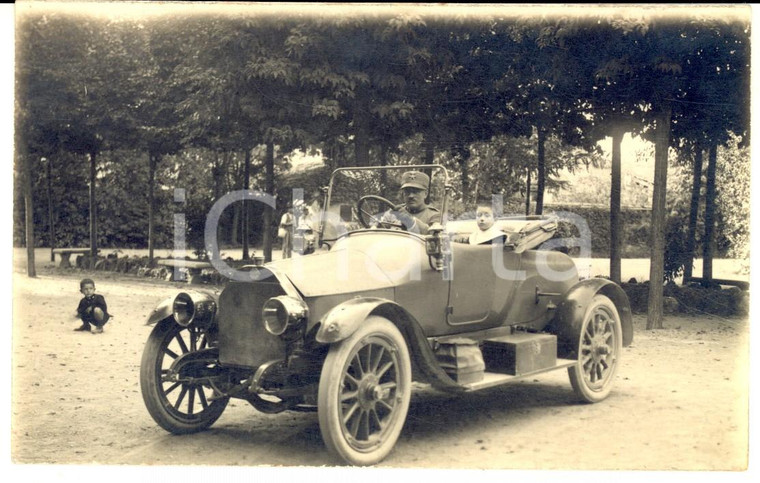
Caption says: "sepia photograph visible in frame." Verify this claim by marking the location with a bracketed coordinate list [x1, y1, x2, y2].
[8, 1, 754, 478]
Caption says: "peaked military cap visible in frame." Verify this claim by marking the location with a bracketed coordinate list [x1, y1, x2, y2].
[400, 171, 430, 191]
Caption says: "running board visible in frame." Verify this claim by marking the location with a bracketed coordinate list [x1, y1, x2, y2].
[461, 358, 576, 392]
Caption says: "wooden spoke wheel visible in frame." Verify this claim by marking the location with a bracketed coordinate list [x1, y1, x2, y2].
[140, 319, 228, 434]
[568, 295, 623, 403]
[318, 316, 411, 466]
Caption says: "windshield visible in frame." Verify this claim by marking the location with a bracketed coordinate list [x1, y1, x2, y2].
[320, 165, 449, 244]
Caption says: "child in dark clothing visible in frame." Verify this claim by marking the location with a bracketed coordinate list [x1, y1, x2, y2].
[74, 278, 110, 334]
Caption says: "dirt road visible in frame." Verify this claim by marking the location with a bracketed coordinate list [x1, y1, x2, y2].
[10, 269, 749, 470]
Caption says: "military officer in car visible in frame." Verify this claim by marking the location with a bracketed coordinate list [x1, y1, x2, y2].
[381, 170, 441, 233]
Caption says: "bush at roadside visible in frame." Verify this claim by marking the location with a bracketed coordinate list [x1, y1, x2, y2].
[621, 281, 748, 317]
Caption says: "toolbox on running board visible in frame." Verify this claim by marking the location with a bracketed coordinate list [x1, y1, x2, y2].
[481, 333, 557, 376]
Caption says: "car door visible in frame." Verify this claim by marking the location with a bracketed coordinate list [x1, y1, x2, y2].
[445, 242, 522, 328]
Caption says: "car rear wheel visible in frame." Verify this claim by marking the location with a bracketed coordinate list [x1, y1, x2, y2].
[140, 318, 228, 434]
[318, 316, 411, 466]
[568, 295, 623, 403]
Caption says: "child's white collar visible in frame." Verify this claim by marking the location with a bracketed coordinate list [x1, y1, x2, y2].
[469, 225, 505, 245]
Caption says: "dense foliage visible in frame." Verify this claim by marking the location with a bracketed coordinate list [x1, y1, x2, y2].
[14, 6, 750, 265]
[663, 133, 750, 280]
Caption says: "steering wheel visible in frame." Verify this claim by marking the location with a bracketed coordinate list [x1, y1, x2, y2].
[356, 195, 406, 230]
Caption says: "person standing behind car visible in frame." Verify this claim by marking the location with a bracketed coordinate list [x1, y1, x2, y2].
[292, 200, 317, 255]
[393, 171, 441, 233]
[279, 204, 294, 259]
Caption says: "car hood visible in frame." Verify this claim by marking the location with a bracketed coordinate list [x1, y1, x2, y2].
[267, 247, 397, 297]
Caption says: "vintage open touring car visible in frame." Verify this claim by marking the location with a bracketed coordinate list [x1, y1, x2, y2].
[140, 164, 633, 466]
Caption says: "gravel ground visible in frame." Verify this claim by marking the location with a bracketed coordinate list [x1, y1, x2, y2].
[8, 259, 754, 480]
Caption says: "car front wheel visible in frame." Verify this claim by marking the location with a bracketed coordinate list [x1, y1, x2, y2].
[568, 294, 623, 403]
[140, 318, 228, 434]
[317, 316, 411, 466]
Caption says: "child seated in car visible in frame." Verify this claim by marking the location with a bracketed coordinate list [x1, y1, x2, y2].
[453, 203, 507, 245]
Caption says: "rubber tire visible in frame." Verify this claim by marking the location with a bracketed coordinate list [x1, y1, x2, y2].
[318, 316, 412, 466]
[568, 295, 623, 403]
[140, 318, 228, 434]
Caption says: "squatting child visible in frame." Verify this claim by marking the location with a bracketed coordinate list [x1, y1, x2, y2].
[74, 278, 110, 334]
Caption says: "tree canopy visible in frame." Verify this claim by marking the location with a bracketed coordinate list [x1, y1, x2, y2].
[15, 5, 750, 280]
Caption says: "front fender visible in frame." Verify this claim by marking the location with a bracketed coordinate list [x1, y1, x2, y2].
[548, 278, 633, 357]
[316, 297, 388, 344]
[146, 296, 174, 326]
[316, 297, 464, 392]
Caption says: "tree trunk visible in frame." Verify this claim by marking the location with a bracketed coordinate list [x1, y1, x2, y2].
[211, 152, 223, 250]
[456, 145, 471, 207]
[609, 129, 624, 284]
[354, 133, 370, 166]
[89, 151, 98, 261]
[646, 105, 672, 330]
[212, 152, 221, 200]
[460, 160, 469, 208]
[525, 168, 531, 216]
[148, 152, 157, 262]
[424, 137, 434, 165]
[242, 148, 251, 260]
[338, 142, 346, 168]
[47, 156, 55, 262]
[263, 142, 275, 262]
[231, 203, 240, 246]
[683, 145, 703, 282]
[353, 94, 370, 166]
[703, 142, 718, 283]
[22, 153, 36, 277]
[379, 143, 388, 187]
[535, 127, 546, 215]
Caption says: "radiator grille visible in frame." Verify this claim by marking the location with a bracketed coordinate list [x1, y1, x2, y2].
[217, 280, 288, 368]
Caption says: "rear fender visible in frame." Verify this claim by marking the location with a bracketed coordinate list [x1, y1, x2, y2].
[548, 278, 633, 358]
[146, 296, 174, 326]
[316, 297, 464, 392]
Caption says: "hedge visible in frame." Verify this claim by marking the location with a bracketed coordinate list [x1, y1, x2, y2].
[547, 205, 651, 257]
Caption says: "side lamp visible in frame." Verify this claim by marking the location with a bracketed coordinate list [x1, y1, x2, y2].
[425, 222, 444, 271]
